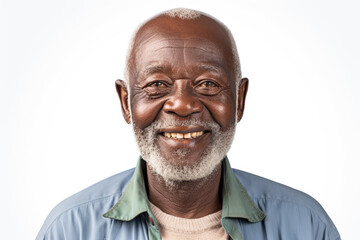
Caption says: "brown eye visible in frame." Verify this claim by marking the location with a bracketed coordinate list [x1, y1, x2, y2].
[195, 80, 222, 95]
[144, 80, 171, 98]
[199, 80, 218, 88]
[149, 81, 165, 87]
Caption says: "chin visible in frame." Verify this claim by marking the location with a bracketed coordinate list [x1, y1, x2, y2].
[133, 119, 236, 183]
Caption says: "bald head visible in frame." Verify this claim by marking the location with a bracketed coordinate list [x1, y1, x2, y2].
[124, 8, 241, 88]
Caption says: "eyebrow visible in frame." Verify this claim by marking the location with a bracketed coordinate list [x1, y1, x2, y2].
[198, 64, 220, 73]
[197, 64, 224, 74]
[143, 63, 169, 76]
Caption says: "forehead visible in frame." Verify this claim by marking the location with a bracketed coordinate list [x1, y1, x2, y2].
[130, 16, 234, 79]
[139, 36, 222, 54]
[136, 15, 232, 49]
[137, 36, 226, 68]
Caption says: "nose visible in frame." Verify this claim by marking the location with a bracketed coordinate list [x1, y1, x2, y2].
[163, 80, 203, 117]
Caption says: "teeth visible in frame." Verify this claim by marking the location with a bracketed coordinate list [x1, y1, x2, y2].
[163, 131, 205, 139]
[184, 133, 191, 139]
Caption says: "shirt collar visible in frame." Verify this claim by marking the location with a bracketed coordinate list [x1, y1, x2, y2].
[103, 157, 150, 221]
[103, 156, 265, 224]
[221, 156, 266, 222]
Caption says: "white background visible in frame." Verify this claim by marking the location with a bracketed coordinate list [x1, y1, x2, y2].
[1, 0, 359, 239]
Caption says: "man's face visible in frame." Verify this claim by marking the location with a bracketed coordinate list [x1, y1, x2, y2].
[123, 16, 244, 183]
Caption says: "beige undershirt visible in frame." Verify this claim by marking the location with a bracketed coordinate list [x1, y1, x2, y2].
[150, 202, 228, 240]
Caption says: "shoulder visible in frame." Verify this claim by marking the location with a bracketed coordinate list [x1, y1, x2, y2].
[232, 168, 321, 211]
[232, 169, 340, 239]
[36, 168, 135, 240]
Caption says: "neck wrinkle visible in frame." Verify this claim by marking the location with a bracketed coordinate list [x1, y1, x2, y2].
[146, 163, 222, 219]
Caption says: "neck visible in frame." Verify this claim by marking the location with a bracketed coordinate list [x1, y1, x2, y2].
[146, 163, 222, 219]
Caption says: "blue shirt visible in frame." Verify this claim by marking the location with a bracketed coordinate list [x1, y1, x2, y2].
[36, 157, 340, 239]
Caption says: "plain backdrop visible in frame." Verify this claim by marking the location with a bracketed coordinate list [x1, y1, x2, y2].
[1, 0, 359, 239]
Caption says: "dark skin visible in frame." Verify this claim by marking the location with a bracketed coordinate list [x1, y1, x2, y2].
[116, 15, 249, 218]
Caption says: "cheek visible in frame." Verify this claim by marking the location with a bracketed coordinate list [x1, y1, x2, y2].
[203, 93, 237, 130]
[130, 96, 164, 129]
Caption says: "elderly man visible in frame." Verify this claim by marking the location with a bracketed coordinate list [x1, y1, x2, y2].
[36, 8, 340, 240]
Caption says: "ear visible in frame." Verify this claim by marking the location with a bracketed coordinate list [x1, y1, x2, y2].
[237, 78, 249, 122]
[115, 79, 131, 124]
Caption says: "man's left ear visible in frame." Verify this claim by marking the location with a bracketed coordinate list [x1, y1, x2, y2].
[237, 78, 249, 122]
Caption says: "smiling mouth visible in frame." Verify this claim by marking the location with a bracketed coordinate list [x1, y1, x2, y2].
[160, 130, 209, 140]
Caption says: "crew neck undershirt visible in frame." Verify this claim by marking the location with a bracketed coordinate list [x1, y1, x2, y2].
[149, 202, 228, 240]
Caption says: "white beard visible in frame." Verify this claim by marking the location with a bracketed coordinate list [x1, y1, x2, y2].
[133, 119, 235, 186]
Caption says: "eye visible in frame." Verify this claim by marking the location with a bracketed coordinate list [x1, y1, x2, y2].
[143, 80, 171, 98]
[195, 80, 222, 95]
[147, 81, 167, 87]
[198, 80, 218, 88]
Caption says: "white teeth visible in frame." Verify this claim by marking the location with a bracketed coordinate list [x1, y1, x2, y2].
[163, 131, 205, 139]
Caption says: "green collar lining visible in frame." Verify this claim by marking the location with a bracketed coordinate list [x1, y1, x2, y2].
[103, 157, 150, 221]
[221, 156, 266, 222]
[103, 156, 265, 224]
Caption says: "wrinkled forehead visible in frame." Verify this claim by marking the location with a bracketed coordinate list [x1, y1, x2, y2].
[136, 36, 226, 64]
[129, 15, 235, 77]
